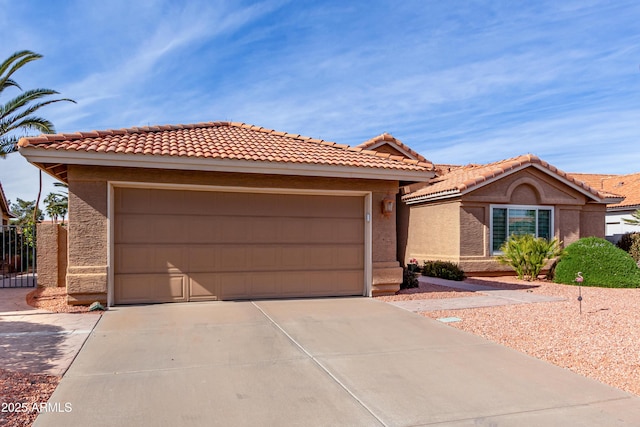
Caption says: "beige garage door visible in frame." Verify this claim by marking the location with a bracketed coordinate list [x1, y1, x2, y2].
[114, 188, 365, 304]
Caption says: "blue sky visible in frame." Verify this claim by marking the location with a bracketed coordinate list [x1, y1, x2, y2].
[1, 0, 640, 212]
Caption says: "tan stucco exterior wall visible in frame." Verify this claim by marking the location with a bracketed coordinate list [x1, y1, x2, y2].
[402, 200, 460, 265]
[66, 165, 402, 304]
[403, 168, 608, 275]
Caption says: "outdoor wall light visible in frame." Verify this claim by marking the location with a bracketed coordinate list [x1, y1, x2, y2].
[381, 195, 394, 216]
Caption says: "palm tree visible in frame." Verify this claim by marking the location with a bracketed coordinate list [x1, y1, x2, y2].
[0, 50, 76, 156]
[623, 209, 640, 226]
[44, 182, 68, 225]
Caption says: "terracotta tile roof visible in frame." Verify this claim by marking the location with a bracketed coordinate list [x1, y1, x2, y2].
[571, 172, 640, 208]
[403, 154, 619, 203]
[357, 133, 431, 163]
[18, 122, 434, 173]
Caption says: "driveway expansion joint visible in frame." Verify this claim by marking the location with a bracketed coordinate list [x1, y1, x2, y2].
[251, 301, 389, 427]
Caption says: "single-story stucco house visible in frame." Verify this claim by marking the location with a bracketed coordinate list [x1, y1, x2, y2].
[18, 122, 434, 305]
[570, 172, 640, 244]
[18, 121, 622, 304]
[396, 155, 622, 274]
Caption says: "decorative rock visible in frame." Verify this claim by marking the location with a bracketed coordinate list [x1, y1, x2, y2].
[89, 301, 105, 311]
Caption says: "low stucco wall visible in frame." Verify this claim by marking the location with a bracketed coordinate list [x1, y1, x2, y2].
[36, 223, 67, 287]
[66, 165, 403, 304]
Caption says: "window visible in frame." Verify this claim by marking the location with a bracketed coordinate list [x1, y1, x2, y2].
[491, 205, 553, 253]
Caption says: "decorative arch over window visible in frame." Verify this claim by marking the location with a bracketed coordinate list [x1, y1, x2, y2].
[505, 177, 545, 204]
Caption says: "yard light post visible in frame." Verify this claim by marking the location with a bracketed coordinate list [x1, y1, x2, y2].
[575, 272, 583, 314]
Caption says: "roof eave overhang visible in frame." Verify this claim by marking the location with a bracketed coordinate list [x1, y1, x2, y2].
[402, 189, 461, 204]
[607, 203, 639, 212]
[19, 147, 434, 182]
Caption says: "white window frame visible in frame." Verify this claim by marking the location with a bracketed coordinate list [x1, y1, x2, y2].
[490, 204, 554, 255]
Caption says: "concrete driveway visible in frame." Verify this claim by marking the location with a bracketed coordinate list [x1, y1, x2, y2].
[34, 298, 640, 426]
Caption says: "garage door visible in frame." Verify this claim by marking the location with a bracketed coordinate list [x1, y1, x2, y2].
[114, 187, 365, 304]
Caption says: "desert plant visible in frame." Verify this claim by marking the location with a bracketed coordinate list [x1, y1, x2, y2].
[630, 239, 640, 265]
[554, 237, 640, 288]
[616, 232, 640, 253]
[497, 234, 563, 281]
[401, 267, 419, 289]
[616, 232, 640, 263]
[421, 260, 465, 281]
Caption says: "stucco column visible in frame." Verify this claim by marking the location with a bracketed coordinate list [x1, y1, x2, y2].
[371, 190, 402, 296]
[66, 177, 108, 304]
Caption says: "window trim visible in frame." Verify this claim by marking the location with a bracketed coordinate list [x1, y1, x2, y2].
[490, 204, 554, 255]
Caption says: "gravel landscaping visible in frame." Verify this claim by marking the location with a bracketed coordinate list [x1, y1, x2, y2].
[378, 276, 640, 397]
[0, 370, 59, 427]
[1, 288, 94, 426]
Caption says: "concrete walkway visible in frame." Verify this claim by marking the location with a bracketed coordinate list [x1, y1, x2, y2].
[389, 276, 565, 312]
[0, 287, 101, 376]
[34, 298, 640, 426]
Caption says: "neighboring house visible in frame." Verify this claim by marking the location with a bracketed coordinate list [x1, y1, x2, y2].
[1, 182, 15, 226]
[570, 173, 640, 244]
[18, 122, 434, 305]
[397, 155, 622, 274]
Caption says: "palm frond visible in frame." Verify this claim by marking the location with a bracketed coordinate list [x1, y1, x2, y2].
[1, 97, 76, 125]
[0, 88, 68, 119]
[0, 50, 75, 159]
[0, 135, 19, 157]
[0, 51, 42, 94]
[1, 78, 21, 92]
[2, 116, 55, 135]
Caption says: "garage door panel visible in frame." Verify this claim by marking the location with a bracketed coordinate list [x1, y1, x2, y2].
[279, 246, 306, 268]
[250, 218, 281, 242]
[186, 246, 218, 272]
[189, 274, 219, 301]
[116, 244, 187, 274]
[218, 217, 250, 242]
[116, 215, 152, 243]
[114, 188, 365, 304]
[217, 273, 249, 299]
[336, 219, 365, 242]
[336, 246, 365, 269]
[116, 188, 150, 214]
[216, 246, 250, 271]
[115, 274, 187, 304]
[249, 246, 280, 270]
[248, 274, 280, 298]
[117, 214, 187, 244]
[186, 216, 221, 243]
[334, 270, 366, 295]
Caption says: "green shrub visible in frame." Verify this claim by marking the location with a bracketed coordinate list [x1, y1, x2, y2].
[401, 267, 419, 289]
[554, 237, 640, 288]
[421, 260, 465, 281]
[497, 234, 563, 281]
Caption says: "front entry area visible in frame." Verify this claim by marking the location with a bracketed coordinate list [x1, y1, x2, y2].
[113, 187, 366, 304]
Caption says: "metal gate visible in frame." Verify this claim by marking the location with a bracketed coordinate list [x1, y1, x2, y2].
[1, 225, 36, 288]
